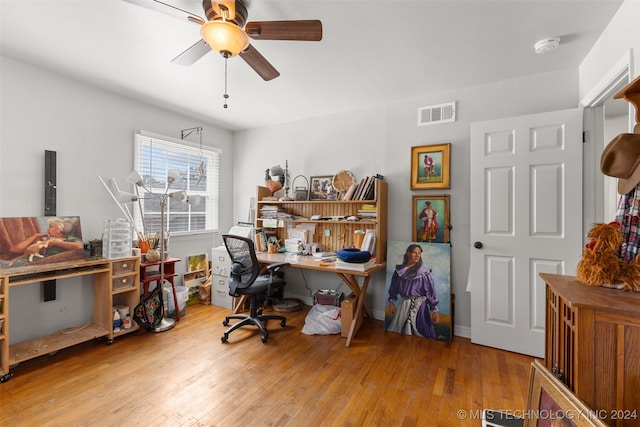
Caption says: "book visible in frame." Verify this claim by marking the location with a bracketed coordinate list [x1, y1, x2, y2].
[342, 183, 357, 200]
[335, 257, 377, 271]
[360, 229, 376, 253]
[352, 177, 367, 200]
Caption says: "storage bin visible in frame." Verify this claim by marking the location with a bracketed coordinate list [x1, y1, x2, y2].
[102, 219, 133, 259]
[112, 260, 136, 275]
[112, 274, 136, 291]
[165, 286, 188, 318]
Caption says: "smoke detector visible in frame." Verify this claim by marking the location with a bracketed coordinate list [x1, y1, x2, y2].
[534, 37, 560, 54]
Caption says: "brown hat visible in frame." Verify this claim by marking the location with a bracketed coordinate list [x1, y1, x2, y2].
[601, 133, 640, 194]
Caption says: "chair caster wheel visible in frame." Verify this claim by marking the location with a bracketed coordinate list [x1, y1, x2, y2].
[223, 319, 229, 326]
[221, 334, 228, 343]
[261, 335, 268, 343]
[280, 319, 286, 327]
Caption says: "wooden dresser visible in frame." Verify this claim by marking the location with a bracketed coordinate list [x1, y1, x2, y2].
[540, 273, 640, 426]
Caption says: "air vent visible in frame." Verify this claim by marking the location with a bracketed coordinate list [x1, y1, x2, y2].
[417, 101, 456, 126]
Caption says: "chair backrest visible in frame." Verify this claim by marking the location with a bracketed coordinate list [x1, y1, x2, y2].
[222, 234, 260, 294]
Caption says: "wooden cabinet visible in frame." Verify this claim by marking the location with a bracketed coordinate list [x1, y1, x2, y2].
[0, 257, 141, 382]
[255, 179, 388, 262]
[540, 273, 640, 427]
[110, 257, 141, 339]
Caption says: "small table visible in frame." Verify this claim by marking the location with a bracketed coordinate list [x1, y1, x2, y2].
[140, 257, 181, 319]
[255, 252, 385, 347]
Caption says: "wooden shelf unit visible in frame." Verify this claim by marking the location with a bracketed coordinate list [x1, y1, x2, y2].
[0, 257, 141, 381]
[255, 179, 388, 262]
[139, 257, 179, 297]
[540, 273, 640, 427]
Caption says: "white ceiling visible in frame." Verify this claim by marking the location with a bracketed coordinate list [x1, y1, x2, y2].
[0, 0, 624, 131]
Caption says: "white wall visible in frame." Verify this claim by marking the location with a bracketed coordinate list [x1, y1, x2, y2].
[0, 57, 234, 343]
[579, 1, 640, 101]
[233, 68, 579, 336]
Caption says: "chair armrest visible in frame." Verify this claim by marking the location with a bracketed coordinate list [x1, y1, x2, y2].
[266, 262, 290, 274]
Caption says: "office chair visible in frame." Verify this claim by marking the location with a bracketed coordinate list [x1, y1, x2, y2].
[221, 234, 289, 343]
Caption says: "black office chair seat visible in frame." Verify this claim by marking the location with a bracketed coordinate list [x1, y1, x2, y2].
[221, 234, 289, 344]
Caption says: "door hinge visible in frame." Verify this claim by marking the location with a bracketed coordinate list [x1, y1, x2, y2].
[583, 131, 589, 143]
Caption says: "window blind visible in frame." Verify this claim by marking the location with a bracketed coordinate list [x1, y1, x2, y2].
[133, 130, 220, 235]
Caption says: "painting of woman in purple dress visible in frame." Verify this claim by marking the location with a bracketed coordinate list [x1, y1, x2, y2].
[385, 241, 451, 342]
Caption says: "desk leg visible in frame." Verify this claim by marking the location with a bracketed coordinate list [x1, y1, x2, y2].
[337, 273, 371, 318]
[338, 274, 371, 347]
[233, 295, 248, 314]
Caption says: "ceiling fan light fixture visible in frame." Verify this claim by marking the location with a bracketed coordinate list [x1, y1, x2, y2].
[200, 20, 249, 57]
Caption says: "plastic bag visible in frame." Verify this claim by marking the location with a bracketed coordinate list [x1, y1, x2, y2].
[301, 304, 341, 335]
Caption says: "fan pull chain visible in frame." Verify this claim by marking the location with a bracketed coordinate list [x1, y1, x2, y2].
[223, 56, 230, 109]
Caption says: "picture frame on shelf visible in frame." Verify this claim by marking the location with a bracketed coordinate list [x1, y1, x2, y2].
[523, 360, 607, 427]
[412, 195, 450, 243]
[309, 175, 338, 200]
[187, 253, 208, 272]
[410, 143, 450, 189]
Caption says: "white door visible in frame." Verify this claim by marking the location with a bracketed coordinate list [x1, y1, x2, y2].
[470, 108, 582, 357]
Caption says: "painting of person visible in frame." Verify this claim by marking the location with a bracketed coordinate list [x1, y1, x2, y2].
[418, 201, 439, 242]
[385, 242, 451, 342]
[413, 196, 448, 243]
[423, 154, 434, 177]
[419, 151, 442, 182]
[0, 216, 85, 268]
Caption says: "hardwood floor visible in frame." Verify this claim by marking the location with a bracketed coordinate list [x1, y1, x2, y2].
[0, 303, 534, 426]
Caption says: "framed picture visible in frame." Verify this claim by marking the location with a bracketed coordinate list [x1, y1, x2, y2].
[384, 241, 452, 343]
[524, 360, 607, 427]
[309, 175, 338, 200]
[412, 195, 450, 243]
[0, 216, 85, 268]
[187, 253, 208, 272]
[411, 143, 451, 189]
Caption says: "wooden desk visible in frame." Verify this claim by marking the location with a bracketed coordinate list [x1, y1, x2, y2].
[0, 257, 140, 382]
[256, 252, 385, 347]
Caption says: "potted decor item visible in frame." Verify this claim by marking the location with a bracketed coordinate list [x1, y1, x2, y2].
[145, 248, 160, 263]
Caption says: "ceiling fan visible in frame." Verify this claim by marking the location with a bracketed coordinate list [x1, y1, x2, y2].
[123, 0, 323, 81]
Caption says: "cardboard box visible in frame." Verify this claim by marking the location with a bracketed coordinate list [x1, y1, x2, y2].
[341, 293, 363, 338]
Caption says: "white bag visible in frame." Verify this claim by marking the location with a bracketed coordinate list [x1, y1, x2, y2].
[301, 304, 341, 335]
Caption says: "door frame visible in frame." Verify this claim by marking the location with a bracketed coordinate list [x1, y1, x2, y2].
[581, 50, 634, 237]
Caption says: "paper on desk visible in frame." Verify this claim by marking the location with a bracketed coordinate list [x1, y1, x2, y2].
[263, 219, 278, 228]
[287, 228, 308, 243]
[296, 223, 316, 242]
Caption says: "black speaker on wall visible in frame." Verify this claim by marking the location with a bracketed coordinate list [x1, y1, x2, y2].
[44, 150, 57, 302]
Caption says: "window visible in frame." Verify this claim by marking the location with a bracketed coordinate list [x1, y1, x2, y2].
[133, 130, 220, 235]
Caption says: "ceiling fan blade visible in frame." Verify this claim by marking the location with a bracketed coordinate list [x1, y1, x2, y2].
[122, 0, 205, 25]
[239, 44, 280, 81]
[245, 20, 322, 41]
[171, 39, 211, 66]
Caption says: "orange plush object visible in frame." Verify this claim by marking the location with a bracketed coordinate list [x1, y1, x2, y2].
[576, 221, 640, 292]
